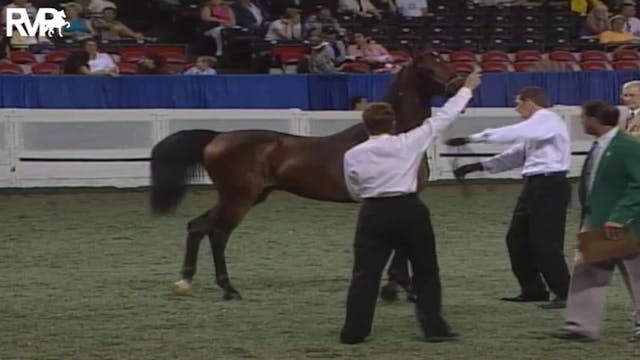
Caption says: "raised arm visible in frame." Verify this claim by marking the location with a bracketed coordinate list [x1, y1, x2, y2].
[399, 71, 481, 152]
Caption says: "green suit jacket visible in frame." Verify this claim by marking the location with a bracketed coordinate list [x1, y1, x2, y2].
[579, 130, 640, 243]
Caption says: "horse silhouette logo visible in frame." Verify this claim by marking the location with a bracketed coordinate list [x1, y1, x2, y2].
[41, 9, 70, 37]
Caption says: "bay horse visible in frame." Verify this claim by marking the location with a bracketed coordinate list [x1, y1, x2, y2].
[149, 52, 466, 300]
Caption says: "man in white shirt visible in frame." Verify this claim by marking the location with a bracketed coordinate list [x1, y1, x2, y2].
[339, 70, 481, 345]
[395, 0, 428, 18]
[448, 87, 571, 310]
[82, 38, 118, 74]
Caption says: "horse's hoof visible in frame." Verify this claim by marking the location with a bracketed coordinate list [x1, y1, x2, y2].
[223, 291, 242, 301]
[380, 284, 399, 302]
[407, 293, 417, 303]
[171, 279, 191, 296]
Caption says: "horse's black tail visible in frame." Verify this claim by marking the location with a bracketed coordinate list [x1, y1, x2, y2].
[149, 129, 219, 215]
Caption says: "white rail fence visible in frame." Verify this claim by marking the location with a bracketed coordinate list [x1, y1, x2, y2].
[0, 106, 594, 188]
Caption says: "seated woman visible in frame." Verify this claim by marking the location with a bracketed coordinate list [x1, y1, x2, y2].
[92, 7, 154, 42]
[347, 32, 392, 63]
[200, 0, 236, 56]
[264, 8, 303, 41]
[62, 2, 97, 40]
[599, 15, 640, 44]
[137, 53, 171, 74]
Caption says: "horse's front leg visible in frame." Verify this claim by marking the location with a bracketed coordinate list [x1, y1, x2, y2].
[380, 248, 414, 302]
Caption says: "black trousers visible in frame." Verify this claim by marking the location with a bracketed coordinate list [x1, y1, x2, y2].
[506, 173, 571, 298]
[340, 194, 449, 342]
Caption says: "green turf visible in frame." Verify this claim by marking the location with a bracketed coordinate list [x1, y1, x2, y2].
[1, 184, 638, 359]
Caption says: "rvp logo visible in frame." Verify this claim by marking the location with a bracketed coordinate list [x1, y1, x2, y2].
[5, 8, 70, 37]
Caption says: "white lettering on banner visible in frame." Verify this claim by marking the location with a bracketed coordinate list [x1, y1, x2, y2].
[5, 8, 70, 37]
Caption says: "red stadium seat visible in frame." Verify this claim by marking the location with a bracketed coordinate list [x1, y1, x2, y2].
[581, 50, 608, 62]
[514, 61, 537, 72]
[612, 60, 640, 70]
[10, 50, 36, 64]
[31, 62, 59, 74]
[447, 61, 475, 74]
[45, 50, 70, 64]
[449, 50, 475, 62]
[514, 50, 542, 62]
[116, 62, 138, 74]
[580, 60, 610, 71]
[120, 50, 145, 63]
[549, 50, 577, 62]
[272, 45, 310, 65]
[480, 50, 510, 63]
[161, 51, 187, 64]
[480, 61, 510, 72]
[0, 63, 23, 74]
[613, 49, 640, 61]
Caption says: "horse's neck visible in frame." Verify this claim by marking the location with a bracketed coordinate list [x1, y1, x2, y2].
[383, 67, 432, 133]
[331, 66, 432, 144]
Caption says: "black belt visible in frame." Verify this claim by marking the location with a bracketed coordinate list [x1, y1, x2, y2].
[523, 171, 568, 179]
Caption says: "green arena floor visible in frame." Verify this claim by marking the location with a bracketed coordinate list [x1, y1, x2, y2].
[1, 183, 638, 359]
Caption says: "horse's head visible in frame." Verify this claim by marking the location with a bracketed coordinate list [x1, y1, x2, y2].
[409, 51, 465, 98]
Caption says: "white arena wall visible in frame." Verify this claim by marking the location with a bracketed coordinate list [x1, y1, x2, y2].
[0, 106, 595, 188]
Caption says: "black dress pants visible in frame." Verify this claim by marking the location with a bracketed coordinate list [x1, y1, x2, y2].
[340, 194, 450, 343]
[506, 173, 571, 298]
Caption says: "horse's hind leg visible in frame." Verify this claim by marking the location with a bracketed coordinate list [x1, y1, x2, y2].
[380, 248, 414, 302]
[171, 208, 216, 296]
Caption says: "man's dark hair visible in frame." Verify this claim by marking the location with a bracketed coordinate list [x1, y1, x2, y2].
[362, 102, 395, 134]
[518, 86, 550, 108]
[582, 100, 620, 126]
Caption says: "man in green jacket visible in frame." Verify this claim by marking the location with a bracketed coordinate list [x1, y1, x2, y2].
[550, 100, 640, 342]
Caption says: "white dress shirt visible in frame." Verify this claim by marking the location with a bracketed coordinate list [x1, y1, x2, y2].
[468, 108, 570, 176]
[88, 53, 117, 72]
[396, 0, 427, 17]
[587, 127, 618, 195]
[344, 87, 473, 200]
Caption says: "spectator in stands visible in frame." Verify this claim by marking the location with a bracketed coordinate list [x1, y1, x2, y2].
[304, 5, 344, 37]
[184, 56, 218, 75]
[599, 14, 640, 43]
[350, 96, 369, 110]
[92, 7, 151, 41]
[307, 38, 344, 73]
[62, 2, 97, 40]
[394, 0, 429, 18]
[320, 26, 347, 64]
[62, 50, 92, 74]
[264, 7, 302, 41]
[584, 4, 611, 35]
[86, 0, 116, 16]
[201, 0, 236, 56]
[347, 32, 392, 65]
[82, 38, 118, 74]
[338, 0, 381, 18]
[620, 2, 640, 35]
[0, 38, 10, 64]
[231, 0, 267, 29]
[137, 52, 171, 74]
[1, 0, 37, 28]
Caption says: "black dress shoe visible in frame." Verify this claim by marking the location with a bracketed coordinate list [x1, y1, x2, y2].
[538, 297, 566, 309]
[340, 333, 365, 345]
[501, 292, 549, 302]
[424, 331, 459, 343]
[548, 329, 595, 342]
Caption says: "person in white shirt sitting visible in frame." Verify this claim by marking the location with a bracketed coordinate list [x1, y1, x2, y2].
[264, 7, 302, 41]
[183, 56, 218, 75]
[394, 0, 429, 18]
[448, 86, 571, 310]
[82, 38, 118, 75]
